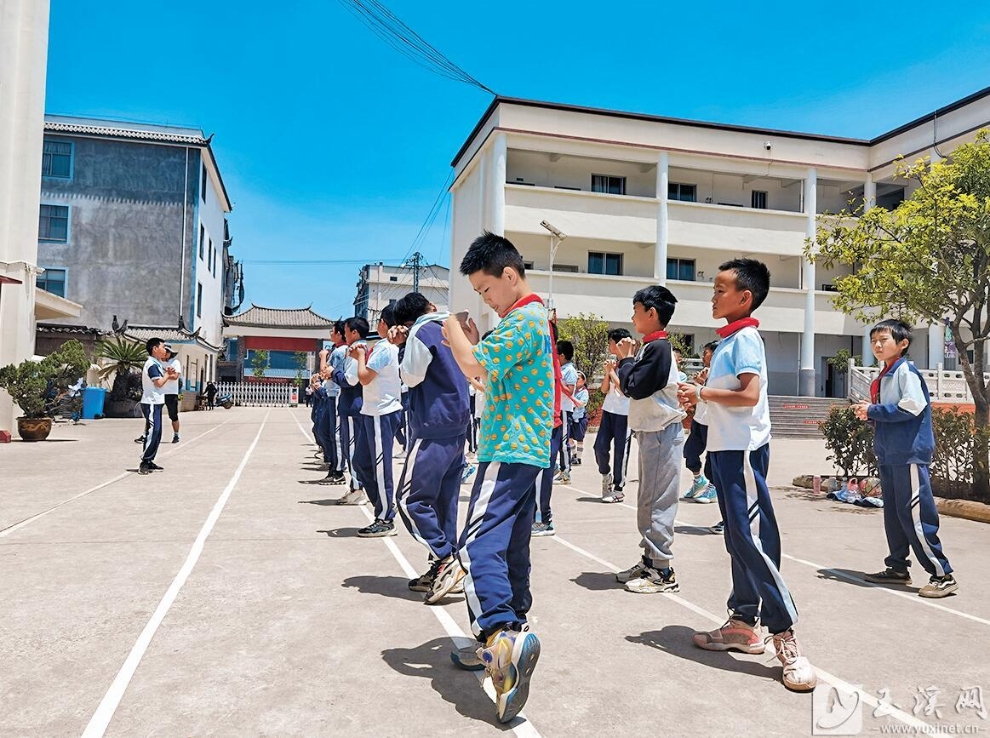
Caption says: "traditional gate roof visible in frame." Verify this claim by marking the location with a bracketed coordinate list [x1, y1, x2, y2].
[224, 304, 334, 329]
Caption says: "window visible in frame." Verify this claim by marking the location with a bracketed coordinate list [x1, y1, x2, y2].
[208, 239, 214, 272]
[196, 282, 203, 318]
[668, 183, 697, 202]
[751, 190, 768, 209]
[199, 225, 205, 260]
[39, 204, 69, 242]
[36, 268, 67, 297]
[389, 276, 398, 282]
[666, 258, 696, 281]
[522, 260, 535, 271]
[591, 175, 626, 195]
[42, 140, 72, 178]
[588, 252, 623, 276]
[201, 163, 208, 201]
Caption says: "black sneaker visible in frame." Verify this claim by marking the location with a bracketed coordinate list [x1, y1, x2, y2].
[409, 558, 441, 592]
[147, 462, 164, 472]
[709, 521, 725, 535]
[317, 472, 346, 486]
[138, 462, 153, 475]
[134, 436, 146, 444]
[864, 567, 912, 586]
[919, 574, 958, 598]
[172, 434, 180, 443]
[357, 519, 397, 538]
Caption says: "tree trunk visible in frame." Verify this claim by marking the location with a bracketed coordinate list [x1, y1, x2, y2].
[972, 393, 990, 503]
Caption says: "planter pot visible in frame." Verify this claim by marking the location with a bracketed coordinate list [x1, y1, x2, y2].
[105, 399, 138, 418]
[17, 417, 53, 442]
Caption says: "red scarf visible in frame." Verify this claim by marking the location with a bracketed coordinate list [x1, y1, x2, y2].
[716, 317, 760, 338]
[870, 360, 897, 403]
[503, 292, 544, 317]
[642, 330, 668, 343]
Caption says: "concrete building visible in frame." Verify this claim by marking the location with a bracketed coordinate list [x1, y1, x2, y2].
[448, 92, 990, 396]
[222, 305, 335, 382]
[353, 260, 449, 324]
[35, 115, 244, 393]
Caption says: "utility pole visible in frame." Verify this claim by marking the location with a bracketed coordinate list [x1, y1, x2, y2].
[411, 251, 423, 294]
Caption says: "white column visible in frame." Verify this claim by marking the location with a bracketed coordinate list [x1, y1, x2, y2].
[799, 167, 817, 396]
[860, 174, 877, 366]
[655, 152, 669, 283]
[490, 132, 507, 236]
[928, 323, 943, 369]
[0, 0, 51, 435]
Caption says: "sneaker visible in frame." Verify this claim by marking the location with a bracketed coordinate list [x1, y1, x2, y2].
[615, 558, 649, 583]
[356, 519, 397, 538]
[602, 494, 623, 504]
[138, 462, 153, 475]
[863, 567, 912, 586]
[146, 462, 164, 472]
[316, 472, 347, 486]
[409, 559, 439, 592]
[918, 574, 959, 598]
[425, 556, 466, 604]
[480, 628, 541, 724]
[601, 472, 613, 497]
[553, 472, 571, 485]
[134, 436, 146, 444]
[771, 629, 818, 692]
[461, 464, 477, 484]
[172, 434, 180, 443]
[682, 474, 709, 499]
[624, 566, 679, 594]
[450, 643, 486, 671]
[693, 617, 765, 654]
[334, 488, 367, 505]
[531, 522, 555, 537]
[709, 521, 725, 535]
[694, 484, 718, 503]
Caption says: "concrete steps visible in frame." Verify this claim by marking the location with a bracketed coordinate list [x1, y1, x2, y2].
[769, 396, 849, 438]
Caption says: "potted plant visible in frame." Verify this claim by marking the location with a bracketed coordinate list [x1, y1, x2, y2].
[95, 336, 146, 417]
[0, 340, 90, 441]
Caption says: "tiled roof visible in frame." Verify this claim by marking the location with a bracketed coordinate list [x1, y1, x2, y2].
[122, 325, 222, 352]
[44, 119, 207, 146]
[225, 304, 334, 328]
[36, 323, 105, 335]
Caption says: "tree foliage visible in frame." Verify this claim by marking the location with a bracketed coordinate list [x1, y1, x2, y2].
[0, 340, 90, 418]
[556, 312, 610, 421]
[250, 349, 270, 379]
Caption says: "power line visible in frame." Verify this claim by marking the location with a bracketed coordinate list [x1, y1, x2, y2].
[242, 258, 404, 265]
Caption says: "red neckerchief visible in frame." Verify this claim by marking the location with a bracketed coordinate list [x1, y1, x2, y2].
[716, 317, 760, 338]
[502, 292, 544, 317]
[642, 330, 668, 343]
[549, 318, 563, 427]
[870, 359, 898, 403]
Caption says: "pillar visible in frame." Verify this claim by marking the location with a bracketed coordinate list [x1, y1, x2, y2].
[928, 323, 942, 369]
[860, 174, 877, 366]
[799, 167, 817, 396]
[490, 132, 506, 237]
[654, 152, 669, 283]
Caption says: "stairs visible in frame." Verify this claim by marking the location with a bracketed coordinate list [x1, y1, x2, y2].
[768, 396, 849, 438]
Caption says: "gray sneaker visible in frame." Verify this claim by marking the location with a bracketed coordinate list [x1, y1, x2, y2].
[615, 558, 649, 583]
[918, 574, 958, 598]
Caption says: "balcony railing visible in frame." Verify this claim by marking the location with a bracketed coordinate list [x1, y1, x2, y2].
[848, 362, 987, 404]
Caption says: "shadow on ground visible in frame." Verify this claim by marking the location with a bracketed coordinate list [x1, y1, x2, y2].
[572, 571, 621, 591]
[626, 625, 779, 684]
[674, 525, 719, 536]
[342, 575, 422, 601]
[318, 527, 364, 538]
[381, 636, 514, 729]
[299, 498, 339, 506]
[816, 567, 921, 594]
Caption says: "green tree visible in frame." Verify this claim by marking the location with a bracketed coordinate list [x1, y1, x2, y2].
[293, 351, 308, 383]
[810, 131, 990, 501]
[0, 340, 90, 418]
[95, 336, 146, 401]
[556, 312, 610, 420]
[250, 349, 269, 379]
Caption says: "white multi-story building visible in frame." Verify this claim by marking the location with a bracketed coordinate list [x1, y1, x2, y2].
[448, 92, 990, 396]
[353, 261, 449, 324]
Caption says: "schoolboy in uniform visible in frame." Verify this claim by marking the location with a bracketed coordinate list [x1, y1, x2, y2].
[444, 232, 551, 724]
[595, 328, 632, 502]
[138, 337, 175, 474]
[853, 319, 958, 598]
[555, 340, 577, 480]
[332, 317, 369, 505]
[682, 341, 719, 505]
[316, 326, 348, 485]
[614, 286, 686, 594]
[569, 372, 589, 464]
[163, 345, 182, 443]
[678, 258, 817, 692]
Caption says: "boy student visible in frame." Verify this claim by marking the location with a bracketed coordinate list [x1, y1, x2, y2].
[677, 258, 816, 693]
[443, 232, 550, 725]
[316, 327, 348, 486]
[138, 337, 176, 475]
[163, 345, 182, 443]
[569, 372, 589, 464]
[389, 292, 472, 604]
[681, 341, 719, 506]
[614, 286, 686, 594]
[852, 320, 958, 598]
[595, 328, 632, 502]
[533, 323, 567, 537]
[349, 306, 403, 537]
[555, 339, 577, 480]
[331, 317, 369, 505]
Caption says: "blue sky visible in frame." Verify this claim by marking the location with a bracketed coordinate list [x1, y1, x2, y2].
[45, 1, 990, 318]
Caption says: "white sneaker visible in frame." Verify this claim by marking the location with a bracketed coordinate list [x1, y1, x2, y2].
[771, 630, 818, 692]
[601, 472, 613, 497]
[615, 558, 649, 583]
[335, 488, 367, 505]
[425, 556, 466, 605]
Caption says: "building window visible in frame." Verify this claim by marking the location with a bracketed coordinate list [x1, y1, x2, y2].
[197, 282, 203, 318]
[36, 268, 67, 297]
[42, 140, 72, 178]
[668, 183, 697, 202]
[666, 258, 696, 281]
[199, 225, 205, 260]
[389, 276, 398, 282]
[751, 190, 768, 209]
[39, 204, 69, 242]
[201, 163, 208, 201]
[588, 252, 623, 276]
[592, 175, 626, 195]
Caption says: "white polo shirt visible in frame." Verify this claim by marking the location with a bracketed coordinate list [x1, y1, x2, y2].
[163, 357, 181, 395]
[360, 340, 402, 417]
[704, 326, 771, 451]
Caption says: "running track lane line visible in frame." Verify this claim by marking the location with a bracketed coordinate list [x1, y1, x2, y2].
[560, 483, 990, 628]
[0, 417, 235, 539]
[548, 533, 932, 733]
[288, 409, 542, 738]
[81, 411, 269, 738]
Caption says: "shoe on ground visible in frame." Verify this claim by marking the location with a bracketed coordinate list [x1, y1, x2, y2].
[709, 521, 725, 535]
[531, 522, 555, 537]
[409, 558, 439, 592]
[863, 567, 912, 586]
[693, 617, 765, 654]
[601, 472, 613, 497]
[918, 574, 958, 598]
[147, 462, 164, 472]
[602, 493, 623, 504]
[172, 434, 180, 443]
[317, 472, 346, 486]
[693, 484, 718, 503]
[134, 436, 146, 444]
[335, 488, 367, 505]
[461, 463, 477, 484]
[356, 519, 397, 538]
[480, 627, 542, 724]
[425, 556, 466, 604]
[771, 629, 817, 692]
[624, 566, 679, 594]
[138, 462, 153, 475]
[450, 643, 486, 671]
[682, 474, 709, 500]
[553, 473, 571, 485]
[615, 558, 649, 583]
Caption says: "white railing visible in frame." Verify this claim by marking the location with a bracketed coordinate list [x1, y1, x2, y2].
[848, 360, 988, 404]
[217, 381, 294, 407]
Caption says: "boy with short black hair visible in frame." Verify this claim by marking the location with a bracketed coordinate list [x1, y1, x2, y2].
[682, 340, 719, 506]
[614, 285, 686, 594]
[678, 258, 816, 693]
[569, 372, 589, 464]
[556, 339, 576, 478]
[853, 319, 957, 598]
[331, 317, 370, 505]
[138, 337, 175, 475]
[444, 231, 550, 724]
[596, 328, 632, 502]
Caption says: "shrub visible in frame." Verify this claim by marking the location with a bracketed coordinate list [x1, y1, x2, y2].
[819, 406, 876, 477]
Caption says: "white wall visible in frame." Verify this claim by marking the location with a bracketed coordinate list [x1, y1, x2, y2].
[192, 153, 227, 348]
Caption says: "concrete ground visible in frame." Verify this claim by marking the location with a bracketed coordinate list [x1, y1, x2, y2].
[2, 407, 988, 738]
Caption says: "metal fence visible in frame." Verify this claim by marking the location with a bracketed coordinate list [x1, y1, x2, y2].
[217, 381, 295, 407]
[848, 359, 989, 404]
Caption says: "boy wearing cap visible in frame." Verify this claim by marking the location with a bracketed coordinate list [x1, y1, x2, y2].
[163, 344, 183, 443]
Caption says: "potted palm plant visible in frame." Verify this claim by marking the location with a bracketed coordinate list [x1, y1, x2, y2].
[95, 336, 147, 418]
[0, 340, 90, 441]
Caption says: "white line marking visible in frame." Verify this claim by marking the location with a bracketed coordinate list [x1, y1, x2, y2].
[0, 418, 234, 539]
[82, 411, 269, 738]
[288, 408, 542, 738]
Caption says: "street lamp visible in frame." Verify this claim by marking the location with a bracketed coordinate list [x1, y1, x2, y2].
[540, 220, 566, 310]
